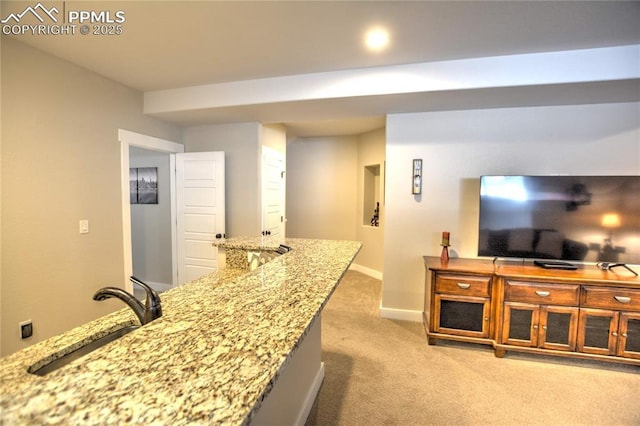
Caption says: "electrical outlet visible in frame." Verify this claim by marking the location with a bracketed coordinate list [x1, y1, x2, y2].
[79, 220, 89, 234]
[19, 320, 33, 339]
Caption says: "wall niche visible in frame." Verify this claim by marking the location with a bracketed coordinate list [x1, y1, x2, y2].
[363, 164, 381, 227]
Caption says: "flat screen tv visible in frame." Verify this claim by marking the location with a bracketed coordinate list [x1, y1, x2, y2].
[478, 175, 640, 266]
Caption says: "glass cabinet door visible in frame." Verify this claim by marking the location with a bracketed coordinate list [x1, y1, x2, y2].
[538, 306, 578, 351]
[502, 303, 577, 351]
[577, 308, 618, 355]
[434, 294, 491, 338]
[502, 302, 539, 347]
[618, 312, 640, 359]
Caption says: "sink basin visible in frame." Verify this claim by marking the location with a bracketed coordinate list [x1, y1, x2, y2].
[28, 325, 139, 376]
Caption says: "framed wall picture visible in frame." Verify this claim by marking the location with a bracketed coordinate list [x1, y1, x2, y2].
[130, 167, 158, 204]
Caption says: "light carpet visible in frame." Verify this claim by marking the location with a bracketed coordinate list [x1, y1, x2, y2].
[306, 270, 640, 425]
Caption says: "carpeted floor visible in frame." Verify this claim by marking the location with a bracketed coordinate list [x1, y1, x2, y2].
[306, 270, 640, 425]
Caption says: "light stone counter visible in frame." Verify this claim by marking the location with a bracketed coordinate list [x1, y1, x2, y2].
[0, 238, 361, 425]
[213, 235, 292, 270]
[211, 235, 288, 251]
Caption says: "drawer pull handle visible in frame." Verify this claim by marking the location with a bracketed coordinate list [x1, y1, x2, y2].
[614, 296, 631, 304]
[535, 291, 550, 297]
[457, 283, 471, 289]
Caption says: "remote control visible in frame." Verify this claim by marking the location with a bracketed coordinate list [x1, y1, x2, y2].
[534, 260, 578, 270]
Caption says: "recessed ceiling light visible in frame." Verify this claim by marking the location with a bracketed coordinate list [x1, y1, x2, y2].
[364, 28, 389, 52]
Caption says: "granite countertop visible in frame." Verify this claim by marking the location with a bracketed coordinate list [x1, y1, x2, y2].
[212, 235, 289, 251]
[0, 238, 361, 425]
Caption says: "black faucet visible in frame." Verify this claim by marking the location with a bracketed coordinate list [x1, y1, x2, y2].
[93, 276, 163, 325]
[130, 276, 163, 321]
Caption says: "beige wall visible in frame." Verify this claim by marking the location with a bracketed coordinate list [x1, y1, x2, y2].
[1, 39, 181, 356]
[382, 102, 640, 317]
[286, 131, 386, 274]
[286, 136, 358, 241]
[183, 122, 261, 236]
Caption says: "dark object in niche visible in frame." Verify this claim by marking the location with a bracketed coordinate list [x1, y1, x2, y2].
[370, 202, 379, 227]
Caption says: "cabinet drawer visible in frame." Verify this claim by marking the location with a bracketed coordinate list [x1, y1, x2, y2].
[505, 280, 579, 306]
[582, 287, 640, 311]
[435, 274, 491, 297]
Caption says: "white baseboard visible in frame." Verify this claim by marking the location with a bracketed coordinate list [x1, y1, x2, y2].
[349, 263, 382, 280]
[379, 305, 423, 322]
[347, 266, 419, 321]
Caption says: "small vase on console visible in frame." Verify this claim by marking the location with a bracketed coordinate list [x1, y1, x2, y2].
[440, 231, 450, 262]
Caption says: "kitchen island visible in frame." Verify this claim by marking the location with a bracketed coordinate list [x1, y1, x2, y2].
[0, 238, 361, 425]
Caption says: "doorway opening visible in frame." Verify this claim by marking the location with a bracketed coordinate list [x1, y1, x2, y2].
[119, 129, 184, 292]
[129, 146, 172, 293]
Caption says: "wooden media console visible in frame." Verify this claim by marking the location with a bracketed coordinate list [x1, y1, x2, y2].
[423, 257, 640, 366]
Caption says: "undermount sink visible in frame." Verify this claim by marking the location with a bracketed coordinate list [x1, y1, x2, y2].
[28, 325, 139, 376]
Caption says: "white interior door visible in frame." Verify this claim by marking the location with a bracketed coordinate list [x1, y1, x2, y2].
[262, 146, 285, 238]
[176, 152, 225, 284]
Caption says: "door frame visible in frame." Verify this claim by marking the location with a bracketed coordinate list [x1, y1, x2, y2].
[119, 129, 184, 292]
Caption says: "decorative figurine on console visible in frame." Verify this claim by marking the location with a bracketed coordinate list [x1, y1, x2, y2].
[441, 231, 450, 262]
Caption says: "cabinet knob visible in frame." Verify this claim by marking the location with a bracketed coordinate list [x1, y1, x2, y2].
[535, 290, 550, 297]
[484, 317, 489, 321]
[533, 325, 539, 329]
[457, 283, 471, 289]
[542, 326, 547, 330]
[614, 296, 631, 304]
[612, 332, 618, 337]
[622, 333, 628, 338]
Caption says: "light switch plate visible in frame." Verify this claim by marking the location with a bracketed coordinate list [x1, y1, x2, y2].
[79, 220, 89, 234]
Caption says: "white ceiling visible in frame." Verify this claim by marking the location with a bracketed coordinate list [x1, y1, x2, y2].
[3, 1, 640, 136]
